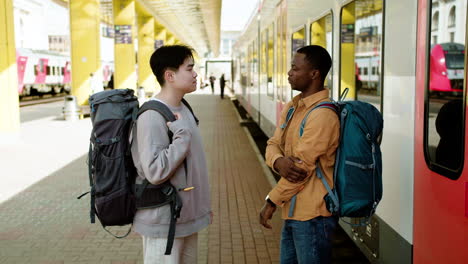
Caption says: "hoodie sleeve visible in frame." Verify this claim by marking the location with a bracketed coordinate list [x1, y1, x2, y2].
[133, 110, 192, 185]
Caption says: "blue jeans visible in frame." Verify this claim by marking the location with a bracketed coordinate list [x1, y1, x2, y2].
[280, 216, 338, 264]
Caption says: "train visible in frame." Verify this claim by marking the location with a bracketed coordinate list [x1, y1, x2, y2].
[231, 0, 467, 263]
[16, 48, 113, 97]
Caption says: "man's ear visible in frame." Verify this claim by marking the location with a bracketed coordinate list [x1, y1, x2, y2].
[164, 70, 175, 83]
[309, 69, 320, 80]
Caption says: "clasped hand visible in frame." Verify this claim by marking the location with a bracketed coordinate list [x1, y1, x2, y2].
[273, 156, 308, 183]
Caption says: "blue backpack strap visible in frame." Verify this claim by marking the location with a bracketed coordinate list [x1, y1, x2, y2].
[288, 195, 297, 217]
[299, 101, 338, 137]
[316, 165, 340, 214]
[280, 106, 295, 129]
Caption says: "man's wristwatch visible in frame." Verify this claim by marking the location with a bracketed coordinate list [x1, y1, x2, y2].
[265, 195, 276, 207]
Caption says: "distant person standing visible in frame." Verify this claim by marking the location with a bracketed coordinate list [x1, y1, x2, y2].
[108, 73, 114, 89]
[209, 74, 216, 94]
[219, 74, 226, 99]
[90, 73, 103, 94]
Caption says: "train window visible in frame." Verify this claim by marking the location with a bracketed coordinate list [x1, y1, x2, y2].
[267, 23, 274, 98]
[247, 43, 253, 96]
[432, 11, 439, 31]
[291, 26, 305, 57]
[291, 26, 306, 98]
[339, 0, 384, 112]
[261, 29, 267, 92]
[425, 0, 466, 179]
[46, 66, 51, 76]
[310, 13, 334, 95]
[251, 40, 258, 90]
[261, 26, 274, 99]
[275, 19, 282, 102]
[275, 4, 288, 103]
[240, 53, 247, 97]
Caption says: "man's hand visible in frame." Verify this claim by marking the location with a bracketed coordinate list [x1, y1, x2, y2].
[273, 157, 308, 183]
[166, 112, 182, 126]
[259, 201, 277, 229]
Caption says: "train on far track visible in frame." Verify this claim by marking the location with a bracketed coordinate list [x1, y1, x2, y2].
[16, 48, 113, 97]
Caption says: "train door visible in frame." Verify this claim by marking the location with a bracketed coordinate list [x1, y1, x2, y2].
[34, 58, 47, 84]
[16, 56, 27, 95]
[338, 1, 385, 262]
[414, 0, 468, 263]
[63, 61, 71, 92]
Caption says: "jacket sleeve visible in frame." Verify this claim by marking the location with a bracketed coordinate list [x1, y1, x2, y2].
[134, 110, 192, 185]
[265, 103, 292, 172]
[268, 108, 340, 205]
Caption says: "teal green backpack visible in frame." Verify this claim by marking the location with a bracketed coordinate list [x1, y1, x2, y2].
[286, 89, 383, 223]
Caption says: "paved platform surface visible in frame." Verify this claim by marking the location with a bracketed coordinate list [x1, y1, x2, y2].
[0, 93, 282, 263]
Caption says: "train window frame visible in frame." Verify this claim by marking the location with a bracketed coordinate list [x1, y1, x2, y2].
[423, 0, 467, 180]
[290, 24, 306, 99]
[338, 0, 386, 114]
[309, 10, 335, 97]
[267, 23, 274, 99]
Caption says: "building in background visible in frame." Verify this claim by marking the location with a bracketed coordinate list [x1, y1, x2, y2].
[13, 0, 69, 51]
[219, 30, 240, 58]
[431, 0, 467, 45]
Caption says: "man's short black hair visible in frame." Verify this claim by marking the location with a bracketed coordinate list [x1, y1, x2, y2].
[150, 45, 195, 86]
[297, 45, 332, 82]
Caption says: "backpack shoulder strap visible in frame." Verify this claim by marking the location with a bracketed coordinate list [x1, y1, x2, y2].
[280, 106, 295, 129]
[138, 100, 176, 122]
[299, 101, 339, 137]
[181, 98, 199, 125]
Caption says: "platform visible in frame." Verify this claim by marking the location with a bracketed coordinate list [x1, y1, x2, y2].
[0, 93, 282, 264]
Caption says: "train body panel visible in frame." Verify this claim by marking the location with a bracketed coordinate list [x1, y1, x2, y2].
[232, 0, 468, 263]
[414, 0, 468, 263]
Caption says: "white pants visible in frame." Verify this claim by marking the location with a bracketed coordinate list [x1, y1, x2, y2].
[142, 233, 198, 264]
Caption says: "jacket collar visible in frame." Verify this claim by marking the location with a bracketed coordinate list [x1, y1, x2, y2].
[292, 89, 330, 109]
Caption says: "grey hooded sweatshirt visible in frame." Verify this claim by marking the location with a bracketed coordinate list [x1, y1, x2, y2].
[131, 99, 211, 238]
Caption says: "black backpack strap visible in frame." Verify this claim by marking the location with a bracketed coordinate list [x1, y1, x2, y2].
[77, 140, 96, 223]
[181, 98, 199, 125]
[165, 184, 183, 255]
[138, 100, 177, 122]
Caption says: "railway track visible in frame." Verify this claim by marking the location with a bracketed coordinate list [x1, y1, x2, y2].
[20, 94, 67, 107]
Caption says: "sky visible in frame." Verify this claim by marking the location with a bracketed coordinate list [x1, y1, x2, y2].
[221, 0, 259, 31]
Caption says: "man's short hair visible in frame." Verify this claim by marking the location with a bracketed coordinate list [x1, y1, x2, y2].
[150, 45, 194, 86]
[297, 45, 332, 82]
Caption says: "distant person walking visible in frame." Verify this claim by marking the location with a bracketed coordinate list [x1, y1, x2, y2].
[209, 74, 216, 94]
[219, 74, 226, 99]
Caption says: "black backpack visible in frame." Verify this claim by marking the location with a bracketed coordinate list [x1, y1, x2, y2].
[78, 89, 198, 255]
